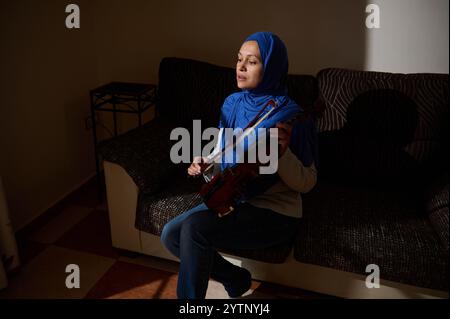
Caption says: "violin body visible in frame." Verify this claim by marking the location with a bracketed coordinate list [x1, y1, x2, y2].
[199, 162, 260, 217]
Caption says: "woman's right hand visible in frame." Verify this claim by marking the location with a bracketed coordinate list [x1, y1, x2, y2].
[187, 157, 205, 176]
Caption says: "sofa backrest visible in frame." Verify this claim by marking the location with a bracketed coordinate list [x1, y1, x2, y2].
[156, 57, 319, 128]
[316, 68, 448, 186]
[156, 57, 237, 128]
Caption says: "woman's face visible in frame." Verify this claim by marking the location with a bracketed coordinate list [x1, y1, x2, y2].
[236, 40, 264, 90]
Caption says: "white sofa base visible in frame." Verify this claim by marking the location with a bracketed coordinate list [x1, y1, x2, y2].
[104, 160, 448, 299]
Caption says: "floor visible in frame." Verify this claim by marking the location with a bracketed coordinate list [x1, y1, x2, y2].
[0, 178, 332, 299]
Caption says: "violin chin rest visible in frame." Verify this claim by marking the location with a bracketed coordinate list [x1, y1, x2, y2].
[218, 206, 234, 218]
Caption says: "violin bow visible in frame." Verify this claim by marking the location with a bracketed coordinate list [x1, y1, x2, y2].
[202, 99, 278, 173]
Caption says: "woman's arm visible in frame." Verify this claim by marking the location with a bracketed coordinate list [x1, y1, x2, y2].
[277, 148, 317, 193]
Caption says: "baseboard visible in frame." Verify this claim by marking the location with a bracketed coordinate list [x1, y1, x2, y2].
[15, 171, 102, 238]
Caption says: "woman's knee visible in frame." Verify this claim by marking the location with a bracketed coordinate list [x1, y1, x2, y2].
[180, 212, 215, 242]
[160, 222, 179, 251]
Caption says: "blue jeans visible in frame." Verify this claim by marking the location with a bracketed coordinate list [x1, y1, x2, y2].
[160, 202, 299, 299]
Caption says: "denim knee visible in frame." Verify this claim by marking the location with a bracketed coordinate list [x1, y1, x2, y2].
[179, 213, 210, 246]
[160, 223, 178, 255]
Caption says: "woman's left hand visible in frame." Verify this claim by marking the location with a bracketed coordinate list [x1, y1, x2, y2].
[275, 122, 293, 157]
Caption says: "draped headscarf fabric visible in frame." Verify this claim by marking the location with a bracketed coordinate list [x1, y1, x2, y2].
[218, 31, 318, 171]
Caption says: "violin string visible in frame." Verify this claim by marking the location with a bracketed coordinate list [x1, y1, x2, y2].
[203, 102, 277, 172]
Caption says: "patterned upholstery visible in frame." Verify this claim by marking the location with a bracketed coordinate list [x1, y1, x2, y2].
[423, 172, 449, 250]
[98, 118, 179, 195]
[295, 181, 448, 291]
[135, 174, 204, 236]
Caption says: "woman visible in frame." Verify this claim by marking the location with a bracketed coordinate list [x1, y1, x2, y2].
[161, 32, 318, 299]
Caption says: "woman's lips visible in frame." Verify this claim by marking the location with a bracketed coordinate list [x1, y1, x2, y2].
[237, 75, 247, 81]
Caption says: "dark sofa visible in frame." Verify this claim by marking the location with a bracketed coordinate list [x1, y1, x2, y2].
[99, 57, 448, 297]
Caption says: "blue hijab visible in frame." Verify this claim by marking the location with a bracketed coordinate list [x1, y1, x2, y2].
[218, 32, 318, 171]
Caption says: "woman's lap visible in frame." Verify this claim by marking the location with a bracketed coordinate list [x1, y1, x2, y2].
[163, 202, 299, 252]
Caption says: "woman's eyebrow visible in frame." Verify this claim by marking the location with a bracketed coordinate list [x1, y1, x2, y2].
[237, 52, 261, 60]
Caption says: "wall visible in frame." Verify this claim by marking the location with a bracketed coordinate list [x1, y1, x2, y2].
[95, 0, 367, 81]
[365, 0, 449, 73]
[0, 0, 102, 230]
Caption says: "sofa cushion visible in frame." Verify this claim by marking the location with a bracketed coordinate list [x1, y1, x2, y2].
[135, 174, 204, 236]
[423, 172, 449, 250]
[294, 181, 448, 291]
[428, 196, 449, 252]
[135, 174, 293, 263]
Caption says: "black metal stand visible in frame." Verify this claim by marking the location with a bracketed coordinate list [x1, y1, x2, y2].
[89, 82, 157, 199]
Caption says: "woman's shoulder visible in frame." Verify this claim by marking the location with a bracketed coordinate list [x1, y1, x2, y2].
[221, 92, 242, 113]
[224, 92, 242, 104]
[219, 92, 241, 127]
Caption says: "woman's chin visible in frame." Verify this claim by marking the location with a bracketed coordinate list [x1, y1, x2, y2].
[237, 83, 253, 90]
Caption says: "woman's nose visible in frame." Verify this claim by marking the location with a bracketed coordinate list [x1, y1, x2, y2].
[238, 62, 246, 71]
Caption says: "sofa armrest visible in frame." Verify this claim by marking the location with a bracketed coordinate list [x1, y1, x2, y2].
[422, 171, 449, 251]
[98, 118, 178, 195]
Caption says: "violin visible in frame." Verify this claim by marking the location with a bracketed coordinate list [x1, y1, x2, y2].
[197, 97, 324, 217]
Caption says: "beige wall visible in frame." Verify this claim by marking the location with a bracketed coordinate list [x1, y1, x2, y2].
[366, 0, 449, 73]
[95, 0, 367, 82]
[0, 0, 448, 230]
[0, 0, 101, 230]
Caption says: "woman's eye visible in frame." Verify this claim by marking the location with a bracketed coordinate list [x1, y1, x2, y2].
[249, 61, 257, 65]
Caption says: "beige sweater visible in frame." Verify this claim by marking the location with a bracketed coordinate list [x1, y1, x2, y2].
[247, 148, 317, 219]
[206, 131, 317, 219]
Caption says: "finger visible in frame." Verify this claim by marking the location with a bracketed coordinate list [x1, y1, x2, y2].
[189, 164, 200, 172]
[188, 167, 200, 175]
